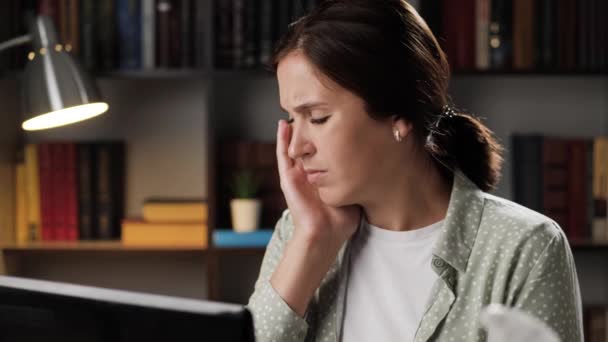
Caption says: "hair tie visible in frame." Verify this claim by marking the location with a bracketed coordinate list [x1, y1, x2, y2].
[433, 105, 456, 128]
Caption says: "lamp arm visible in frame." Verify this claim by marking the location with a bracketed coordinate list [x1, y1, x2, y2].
[0, 35, 32, 54]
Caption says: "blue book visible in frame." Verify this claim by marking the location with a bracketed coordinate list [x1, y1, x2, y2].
[117, 0, 142, 69]
[213, 230, 273, 248]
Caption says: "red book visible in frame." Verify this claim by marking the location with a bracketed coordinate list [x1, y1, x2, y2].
[37, 0, 60, 30]
[441, 0, 476, 70]
[65, 143, 79, 240]
[567, 139, 589, 241]
[38, 143, 54, 241]
[542, 138, 569, 234]
[52, 143, 67, 241]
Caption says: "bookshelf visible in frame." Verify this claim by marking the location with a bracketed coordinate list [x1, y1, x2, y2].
[0, 241, 210, 252]
[0, 0, 606, 314]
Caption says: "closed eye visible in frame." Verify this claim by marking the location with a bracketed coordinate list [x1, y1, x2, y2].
[286, 116, 330, 125]
[311, 116, 330, 125]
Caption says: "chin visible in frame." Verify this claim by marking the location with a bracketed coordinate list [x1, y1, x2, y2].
[317, 186, 354, 208]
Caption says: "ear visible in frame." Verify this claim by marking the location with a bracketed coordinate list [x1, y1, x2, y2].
[391, 115, 414, 138]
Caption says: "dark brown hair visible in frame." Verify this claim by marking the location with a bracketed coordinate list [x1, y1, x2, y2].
[270, 0, 503, 192]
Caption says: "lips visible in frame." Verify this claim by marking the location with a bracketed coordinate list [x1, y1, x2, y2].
[305, 170, 327, 184]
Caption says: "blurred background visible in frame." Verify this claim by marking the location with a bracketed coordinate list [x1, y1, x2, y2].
[0, 0, 607, 340]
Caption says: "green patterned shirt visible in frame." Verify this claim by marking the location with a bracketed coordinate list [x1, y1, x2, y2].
[247, 171, 583, 342]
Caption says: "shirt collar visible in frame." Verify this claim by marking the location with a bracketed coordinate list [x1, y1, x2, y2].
[431, 170, 486, 274]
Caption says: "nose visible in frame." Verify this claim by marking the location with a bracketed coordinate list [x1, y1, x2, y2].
[288, 124, 316, 160]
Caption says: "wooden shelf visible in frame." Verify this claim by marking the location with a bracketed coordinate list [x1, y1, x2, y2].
[570, 240, 608, 250]
[0, 241, 268, 255]
[5, 68, 608, 82]
[0, 241, 208, 253]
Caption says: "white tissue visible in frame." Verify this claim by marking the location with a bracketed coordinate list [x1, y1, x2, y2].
[479, 304, 561, 342]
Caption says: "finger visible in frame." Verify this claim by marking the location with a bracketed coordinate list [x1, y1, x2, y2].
[276, 120, 294, 176]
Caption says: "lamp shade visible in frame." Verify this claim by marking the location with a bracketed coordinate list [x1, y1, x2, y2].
[21, 16, 108, 131]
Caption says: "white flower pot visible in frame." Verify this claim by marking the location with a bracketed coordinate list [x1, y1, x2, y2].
[230, 199, 262, 232]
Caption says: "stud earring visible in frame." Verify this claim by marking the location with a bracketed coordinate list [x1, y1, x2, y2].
[394, 129, 403, 142]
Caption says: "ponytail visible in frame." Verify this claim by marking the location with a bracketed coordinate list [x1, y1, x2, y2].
[426, 111, 504, 192]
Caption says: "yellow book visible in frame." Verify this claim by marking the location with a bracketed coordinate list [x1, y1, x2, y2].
[24, 144, 41, 241]
[142, 200, 208, 223]
[592, 138, 608, 242]
[593, 138, 608, 198]
[121, 221, 208, 247]
[15, 164, 28, 244]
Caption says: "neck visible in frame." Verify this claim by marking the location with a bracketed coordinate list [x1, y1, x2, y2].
[362, 157, 452, 232]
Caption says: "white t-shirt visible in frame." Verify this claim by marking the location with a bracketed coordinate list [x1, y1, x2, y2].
[341, 217, 444, 342]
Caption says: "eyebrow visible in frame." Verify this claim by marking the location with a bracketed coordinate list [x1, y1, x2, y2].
[279, 101, 329, 114]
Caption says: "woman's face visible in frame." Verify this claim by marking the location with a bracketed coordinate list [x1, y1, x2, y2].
[277, 52, 409, 207]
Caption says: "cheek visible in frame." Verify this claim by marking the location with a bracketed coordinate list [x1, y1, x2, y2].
[317, 147, 371, 206]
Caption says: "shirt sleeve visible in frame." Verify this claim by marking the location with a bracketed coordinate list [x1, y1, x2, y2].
[512, 227, 584, 342]
[246, 210, 311, 342]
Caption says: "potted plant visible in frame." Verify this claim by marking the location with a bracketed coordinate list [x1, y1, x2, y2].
[229, 169, 262, 232]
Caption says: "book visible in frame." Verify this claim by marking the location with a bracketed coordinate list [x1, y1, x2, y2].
[142, 199, 208, 223]
[77, 143, 97, 240]
[95, 142, 125, 240]
[213, 230, 272, 248]
[15, 164, 28, 244]
[141, 0, 156, 69]
[24, 144, 41, 241]
[592, 138, 608, 242]
[121, 220, 208, 247]
[117, 0, 142, 69]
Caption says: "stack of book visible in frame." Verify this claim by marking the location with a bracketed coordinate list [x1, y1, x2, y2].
[511, 134, 608, 243]
[419, 0, 607, 71]
[14, 142, 125, 243]
[121, 198, 208, 247]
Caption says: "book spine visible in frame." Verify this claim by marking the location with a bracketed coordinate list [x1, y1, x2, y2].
[232, 0, 245, 68]
[15, 164, 28, 244]
[80, 0, 97, 70]
[68, 0, 80, 56]
[65, 143, 79, 241]
[24, 144, 41, 241]
[53, 143, 68, 241]
[38, 0, 60, 30]
[577, 0, 588, 70]
[542, 138, 570, 235]
[243, 0, 259, 68]
[117, 0, 142, 69]
[489, 0, 513, 69]
[537, 0, 555, 68]
[180, 0, 192, 68]
[156, 0, 172, 68]
[511, 134, 543, 212]
[512, 0, 535, 70]
[78, 143, 97, 240]
[168, 0, 182, 67]
[38, 143, 54, 241]
[258, 0, 273, 67]
[193, 0, 208, 68]
[98, 0, 117, 70]
[442, 0, 475, 70]
[475, 0, 490, 70]
[95, 143, 125, 240]
[567, 139, 588, 241]
[141, 0, 156, 69]
[214, 0, 233, 68]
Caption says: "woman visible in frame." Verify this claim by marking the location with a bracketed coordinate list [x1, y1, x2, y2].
[247, 1, 583, 341]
